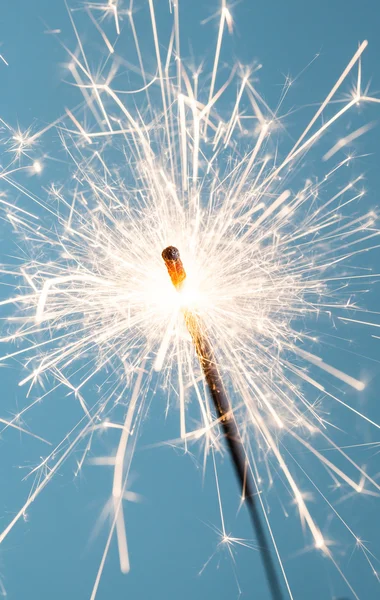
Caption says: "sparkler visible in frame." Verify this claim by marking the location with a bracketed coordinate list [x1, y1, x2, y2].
[1, 1, 380, 599]
[162, 245, 284, 599]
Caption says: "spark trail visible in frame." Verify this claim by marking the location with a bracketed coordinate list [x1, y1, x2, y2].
[0, 1, 380, 599]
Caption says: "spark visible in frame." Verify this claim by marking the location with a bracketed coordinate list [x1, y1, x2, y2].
[32, 160, 43, 174]
[44, 29, 62, 35]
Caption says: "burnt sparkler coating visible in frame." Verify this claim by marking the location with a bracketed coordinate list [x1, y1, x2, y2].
[162, 246, 187, 289]
[161, 247, 284, 600]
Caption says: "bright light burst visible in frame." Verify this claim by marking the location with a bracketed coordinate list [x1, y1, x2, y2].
[1, 1, 380, 598]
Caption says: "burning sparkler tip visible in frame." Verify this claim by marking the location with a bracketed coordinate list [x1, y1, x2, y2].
[162, 246, 186, 289]
[162, 245, 180, 262]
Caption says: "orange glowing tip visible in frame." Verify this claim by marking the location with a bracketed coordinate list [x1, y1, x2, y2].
[161, 246, 187, 289]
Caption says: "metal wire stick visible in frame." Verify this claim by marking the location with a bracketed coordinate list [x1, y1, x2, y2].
[162, 246, 284, 600]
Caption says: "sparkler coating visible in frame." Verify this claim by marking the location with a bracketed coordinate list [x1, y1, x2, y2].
[162, 246, 187, 289]
[162, 246, 284, 600]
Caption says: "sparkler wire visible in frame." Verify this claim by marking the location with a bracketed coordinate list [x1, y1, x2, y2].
[162, 246, 284, 600]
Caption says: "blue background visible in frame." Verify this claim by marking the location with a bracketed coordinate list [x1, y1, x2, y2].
[0, 1, 380, 599]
